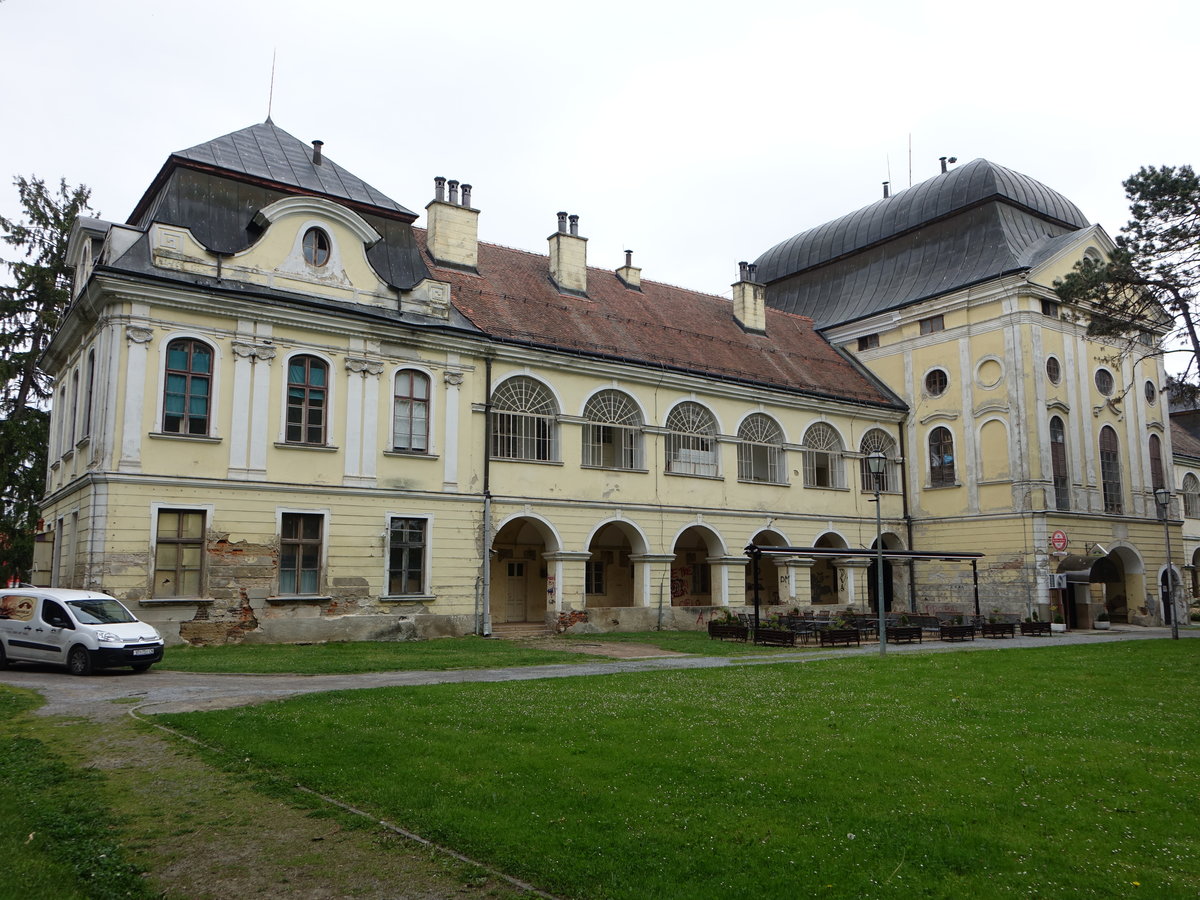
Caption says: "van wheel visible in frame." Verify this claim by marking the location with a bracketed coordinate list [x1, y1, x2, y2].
[0, 642, 8, 668]
[67, 646, 93, 676]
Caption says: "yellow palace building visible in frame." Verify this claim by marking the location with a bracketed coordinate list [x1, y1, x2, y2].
[34, 124, 1188, 643]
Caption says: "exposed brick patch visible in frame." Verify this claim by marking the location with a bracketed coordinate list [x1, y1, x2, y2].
[555, 610, 589, 632]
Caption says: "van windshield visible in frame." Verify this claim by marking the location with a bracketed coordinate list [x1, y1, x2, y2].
[67, 599, 137, 625]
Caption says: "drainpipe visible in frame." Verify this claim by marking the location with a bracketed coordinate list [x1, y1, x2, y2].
[480, 356, 493, 636]
[899, 426, 918, 612]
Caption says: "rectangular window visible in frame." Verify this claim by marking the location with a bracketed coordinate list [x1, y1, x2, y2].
[1041, 299, 1061, 318]
[491, 412, 555, 461]
[154, 509, 205, 598]
[691, 562, 711, 595]
[665, 434, 719, 477]
[280, 513, 323, 594]
[393, 371, 430, 452]
[857, 333, 879, 351]
[585, 560, 606, 595]
[919, 315, 944, 335]
[388, 518, 426, 595]
[582, 424, 642, 469]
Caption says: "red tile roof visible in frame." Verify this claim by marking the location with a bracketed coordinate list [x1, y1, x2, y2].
[415, 230, 900, 409]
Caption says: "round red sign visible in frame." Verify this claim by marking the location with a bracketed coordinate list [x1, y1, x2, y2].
[1050, 530, 1068, 552]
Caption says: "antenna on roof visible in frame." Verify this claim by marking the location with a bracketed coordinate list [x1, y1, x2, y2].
[266, 48, 277, 122]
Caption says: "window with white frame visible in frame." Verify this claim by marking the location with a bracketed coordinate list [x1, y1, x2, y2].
[802, 423, 845, 488]
[279, 512, 323, 594]
[286, 355, 328, 445]
[1183, 473, 1200, 518]
[490, 377, 558, 461]
[392, 370, 430, 453]
[858, 429, 899, 493]
[582, 390, 643, 469]
[153, 508, 205, 598]
[737, 414, 785, 483]
[665, 402, 719, 476]
[387, 517, 426, 595]
[163, 338, 213, 435]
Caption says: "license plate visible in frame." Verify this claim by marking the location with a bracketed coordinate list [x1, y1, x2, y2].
[132, 648, 155, 656]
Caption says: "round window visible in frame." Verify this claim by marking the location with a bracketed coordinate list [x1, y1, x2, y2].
[1145, 380, 1157, 404]
[1095, 369, 1114, 396]
[925, 369, 949, 397]
[1046, 357, 1061, 384]
[976, 358, 1003, 389]
[302, 228, 331, 267]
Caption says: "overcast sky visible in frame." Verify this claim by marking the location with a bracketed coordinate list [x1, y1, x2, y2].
[3, 0, 1197, 301]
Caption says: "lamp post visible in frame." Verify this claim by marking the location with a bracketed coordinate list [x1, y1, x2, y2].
[867, 450, 888, 656]
[1154, 487, 1181, 640]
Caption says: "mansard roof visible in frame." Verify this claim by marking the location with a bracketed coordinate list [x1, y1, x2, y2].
[419, 233, 902, 410]
[754, 159, 1092, 328]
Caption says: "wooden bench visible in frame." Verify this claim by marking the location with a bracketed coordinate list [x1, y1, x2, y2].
[1019, 621, 1052, 637]
[980, 622, 1016, 639]
[754, 627, 797, 647]
[939, 624, 975, 642]
[708, 622, 749, 642]
[817, 628, 861, 648]
[885, 625, 923, 644]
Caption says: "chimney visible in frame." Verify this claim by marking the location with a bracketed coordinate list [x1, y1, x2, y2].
[425, 176, 479, 270]
[548, 211, 587, 294]
[311, 140, 324, 165]
[732, 260, 766, 333]
[882, 181, 890, 198]
[616, 249, 641, 290]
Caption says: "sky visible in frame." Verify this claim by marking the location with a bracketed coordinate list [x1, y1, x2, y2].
[2, 0, 1197, 302]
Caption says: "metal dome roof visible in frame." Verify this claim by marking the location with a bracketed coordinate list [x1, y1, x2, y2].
[754, 158, 1089, 285]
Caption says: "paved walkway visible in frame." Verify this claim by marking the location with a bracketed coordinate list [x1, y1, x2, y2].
[1, 626, 1193, 722]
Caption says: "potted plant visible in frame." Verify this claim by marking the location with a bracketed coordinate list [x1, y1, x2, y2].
[1051, 609, 1067, 633]
[1094, 609, 1111, 630]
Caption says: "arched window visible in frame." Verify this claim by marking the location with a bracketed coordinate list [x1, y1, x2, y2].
[491, 377, 558, 461]
[1148, 434, 1165, 492]
[392, 370, 430, 453]
[665, 402, 718, 476]
[928, 427, 956, 487]
[1099, 425, 1122, 514]
[582, 390, 643, 469]
[1183, 473, 1200, 519]
[286, 355, 328, 445]
[83, 350, 95, 439]
[803, 423, 845, 488]
[68, 369, 79, 446]
[1049, 416, 1070, 511]
[859, 429, 898, 493]
[164, 338, 213, 436]
[737, 414, 785, 483]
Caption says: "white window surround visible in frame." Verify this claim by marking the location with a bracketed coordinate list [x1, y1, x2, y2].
[391, 365, 436, 455]
[145, 502, 215, 603]
[382, 513, 434, 600]
[153, 333, 222, 437]
[273, 507, 331, 598]
[280, 350, 336, 446]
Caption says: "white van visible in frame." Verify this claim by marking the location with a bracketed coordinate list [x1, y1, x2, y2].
[0, 587, 164, 675]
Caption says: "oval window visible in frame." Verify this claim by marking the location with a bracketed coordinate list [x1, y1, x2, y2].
[302, 228, 331, 267]
[925, 369, 949, 397]
[1095, 369, 1114, 396]
[1046, 357, 1061, 384]
[1145, 380, 1157, 404]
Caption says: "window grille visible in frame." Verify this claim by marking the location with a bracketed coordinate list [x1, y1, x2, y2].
[1049, 417, 1070, 511]
[582, 390, 643, 469]
[286, 355, 327, 444]
[858, 429, 899, 492]
[1183, 474, 1200, 518]
[665, 402, 718, 476]
[802, 423, 845, 488]
[164, 338, 212, 435]
[388, 518, 426, 595]
[490, 377, 558, 461]
[737, 414, 785, 483]
[280, 513, 323, 594]
[154, 509, 205, 598]
[1099, 426, 1123, 514]
[393, 370, 430, 452]
[928, 427, 956, 487]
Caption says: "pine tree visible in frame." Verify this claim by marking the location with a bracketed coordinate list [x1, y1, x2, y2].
[0, 176, 93, 584]
[1055, 165, 1200, 389]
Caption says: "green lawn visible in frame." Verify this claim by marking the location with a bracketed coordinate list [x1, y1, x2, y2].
[0, 689, 155, 900]
[158, 635, 599, 673]
[157, 641, 1200, 898]
[561, 629, 810, 656]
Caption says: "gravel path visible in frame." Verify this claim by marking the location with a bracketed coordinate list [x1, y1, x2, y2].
[1, 626, 1189, 722]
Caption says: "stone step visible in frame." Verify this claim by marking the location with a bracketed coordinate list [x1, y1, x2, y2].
[488, 622, 552, 639]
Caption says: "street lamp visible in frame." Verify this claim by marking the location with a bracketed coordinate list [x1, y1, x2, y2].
[1154, 487, 1181, 640]
[866, 450, 888, 656]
